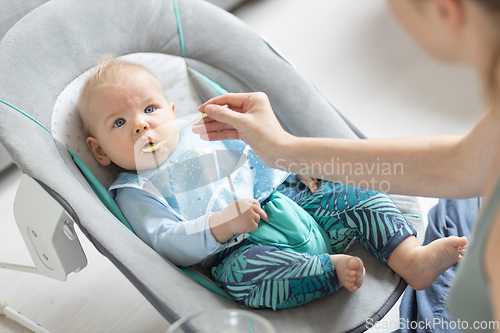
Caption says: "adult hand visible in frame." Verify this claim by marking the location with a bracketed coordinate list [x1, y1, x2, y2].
[193, 92, 295, 168]
[296, 174, 320, 193]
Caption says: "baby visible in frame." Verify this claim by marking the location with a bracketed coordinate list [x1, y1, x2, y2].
[77, 57, 467, 310]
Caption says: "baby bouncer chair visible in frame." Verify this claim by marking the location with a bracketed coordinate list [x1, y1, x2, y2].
[0, 0, 424, 331]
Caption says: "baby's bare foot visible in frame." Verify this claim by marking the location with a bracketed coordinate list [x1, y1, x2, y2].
[330, 254, 365, 292]
[388, 236, 467, 290]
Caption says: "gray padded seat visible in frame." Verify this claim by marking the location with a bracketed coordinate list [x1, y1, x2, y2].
[0, 0, 424, 331]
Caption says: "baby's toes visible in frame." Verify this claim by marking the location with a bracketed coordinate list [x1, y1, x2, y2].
[347, 258, 365, 291]
[455, 236, 468, 248]
[344, 277, 357, 292]
[347, 257, 362, 271]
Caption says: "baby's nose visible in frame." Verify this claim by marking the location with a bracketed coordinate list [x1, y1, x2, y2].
[135, 122, 150, 134]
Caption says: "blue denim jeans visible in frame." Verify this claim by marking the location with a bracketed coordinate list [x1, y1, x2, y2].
[398, 198, 481, 333]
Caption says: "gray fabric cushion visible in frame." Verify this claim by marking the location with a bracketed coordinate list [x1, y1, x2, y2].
[0, 0, 50, 171]
[0, 0, 50, 39]
[205, 0, 247, 11]
[0, 0, 424, 331]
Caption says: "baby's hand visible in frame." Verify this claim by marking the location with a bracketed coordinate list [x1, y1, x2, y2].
[209, 198, 269, 244]
[296, 174, 320, 193]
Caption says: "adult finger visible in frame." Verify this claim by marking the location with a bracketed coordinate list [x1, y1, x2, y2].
[198, 129, 241, 141]
[192, 119, 236, 134]
[203, 104, 247, 130]
[308, 179, 318, 193]
[199, 93, 249, 112]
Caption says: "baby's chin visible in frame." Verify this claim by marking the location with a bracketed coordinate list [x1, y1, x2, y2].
[133, 149, 172, 172]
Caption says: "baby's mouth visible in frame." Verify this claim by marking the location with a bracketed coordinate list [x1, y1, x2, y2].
[144, 140, 155, 149]
[141, 132, 171, 153]
[142, 136, 158, 151]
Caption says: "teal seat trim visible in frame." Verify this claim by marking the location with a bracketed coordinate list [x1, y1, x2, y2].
[191, 68, 230, 95]
[173, 0, 185, 57]
[178, 266, 233, 300]
[1, 98, 52, 135]
[67, 149, 135, 233]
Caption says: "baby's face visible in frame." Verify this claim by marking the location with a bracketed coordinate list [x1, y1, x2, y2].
[86, 67, 178, 171]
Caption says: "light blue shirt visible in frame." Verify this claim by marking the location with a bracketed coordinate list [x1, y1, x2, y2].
[109, 124, 289, 267]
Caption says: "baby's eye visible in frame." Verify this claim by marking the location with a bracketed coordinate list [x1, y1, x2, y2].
[114, 118, 126, 128]
[145, 105, 156, 114]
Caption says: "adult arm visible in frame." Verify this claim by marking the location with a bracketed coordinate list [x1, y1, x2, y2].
[195, 93, 499, 198]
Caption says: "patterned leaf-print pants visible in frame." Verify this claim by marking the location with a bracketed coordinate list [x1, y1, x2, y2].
[211, 180, 417, 309]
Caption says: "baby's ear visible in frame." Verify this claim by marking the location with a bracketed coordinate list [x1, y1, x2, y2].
[87, 137, 111, 166]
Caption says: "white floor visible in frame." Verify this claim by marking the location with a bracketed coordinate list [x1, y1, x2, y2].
[0, 0, 484, 332]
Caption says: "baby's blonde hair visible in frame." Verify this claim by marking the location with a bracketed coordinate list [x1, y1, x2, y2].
[77, 56, 155, 136]
[84, 55, 147, 88]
